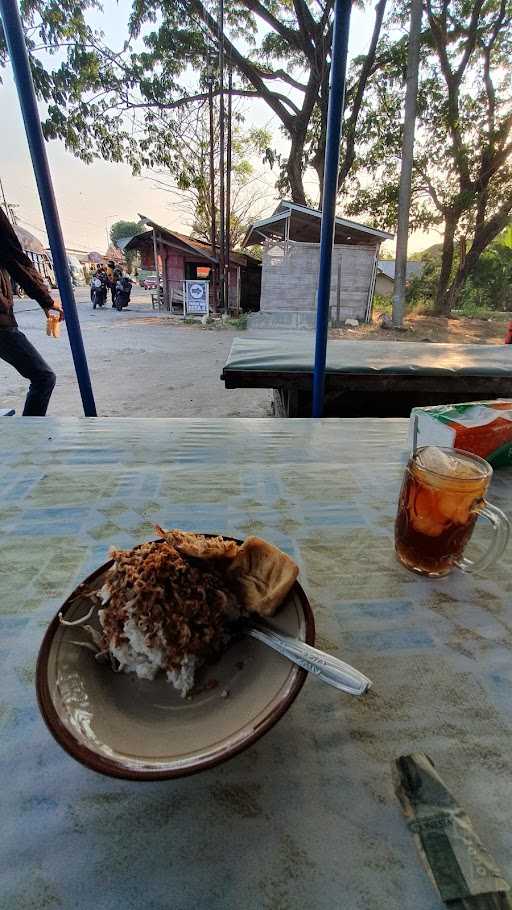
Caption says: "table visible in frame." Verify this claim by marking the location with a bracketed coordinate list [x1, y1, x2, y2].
[2, 418, 512, 910]
[221, 337, 512, 416]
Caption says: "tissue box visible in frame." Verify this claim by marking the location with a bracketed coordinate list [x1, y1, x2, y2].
[409, 401, 512, 467]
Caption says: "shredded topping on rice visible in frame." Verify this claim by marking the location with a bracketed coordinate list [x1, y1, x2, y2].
[100, 536, 243, 674]
[61, 528, 299, 697]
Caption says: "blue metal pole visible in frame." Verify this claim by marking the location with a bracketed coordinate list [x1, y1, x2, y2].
[312, 0, 352, 417]
[0, 0, 97, 416]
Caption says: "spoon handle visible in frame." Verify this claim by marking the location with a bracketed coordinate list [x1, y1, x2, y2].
[248, 624, 372, 696]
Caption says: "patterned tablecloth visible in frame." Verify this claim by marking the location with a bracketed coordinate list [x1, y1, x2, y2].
[1, 418, 511, 910]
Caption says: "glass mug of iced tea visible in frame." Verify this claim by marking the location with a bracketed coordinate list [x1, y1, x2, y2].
[395, 446, 510, 577]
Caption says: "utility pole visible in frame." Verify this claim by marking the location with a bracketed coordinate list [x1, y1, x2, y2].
[392, 0, 423, 328]
[208, 78, 217, 262]
[225, 64, 232, 313]
[217, 0, 226, 313]
[207, 65, 217, 309]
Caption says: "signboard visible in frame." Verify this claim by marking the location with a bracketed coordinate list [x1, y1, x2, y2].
[184, 280, 209, 316]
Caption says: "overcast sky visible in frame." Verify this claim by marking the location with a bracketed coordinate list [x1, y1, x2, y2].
[0, 2, 439, 254]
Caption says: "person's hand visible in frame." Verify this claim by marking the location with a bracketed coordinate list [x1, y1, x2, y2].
[45, 297, 64, 321]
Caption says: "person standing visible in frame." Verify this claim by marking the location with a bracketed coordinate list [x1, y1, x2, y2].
[0, 207, 63, 416]
[106, 259, 117, 306]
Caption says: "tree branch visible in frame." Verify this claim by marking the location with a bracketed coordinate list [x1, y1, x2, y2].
[187, 0, 296, 131]
[291, 0, 317, 55]
[426, 1, 475, 191]
[252, 66, 308, 92]
[415, 166, 447, 215]
[118, 87, 300, 116]
[238, 0, 306, 56]
[480, 0, 507, 136]
[455, 0, 486, 82]
[447, 191, 512, 301]
[338, 0, 388, 189]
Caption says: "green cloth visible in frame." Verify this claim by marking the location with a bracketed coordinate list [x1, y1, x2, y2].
[224, 337, 512, 376]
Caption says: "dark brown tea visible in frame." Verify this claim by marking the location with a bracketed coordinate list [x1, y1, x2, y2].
[395, 447, 489, 577]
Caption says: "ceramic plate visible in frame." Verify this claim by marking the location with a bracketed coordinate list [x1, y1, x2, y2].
[36, 545, 315, 780]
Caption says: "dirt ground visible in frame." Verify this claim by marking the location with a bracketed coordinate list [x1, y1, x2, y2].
[1, 290, 273, 418]
[330, 311, 510, 344]
[2, 289, 509, 418]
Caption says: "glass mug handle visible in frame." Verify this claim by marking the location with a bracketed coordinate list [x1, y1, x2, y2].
[456, 500, 510, 574]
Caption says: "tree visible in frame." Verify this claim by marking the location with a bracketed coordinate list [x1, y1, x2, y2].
[147, 108, 271, 249]
[1, 0, 390, 207]
[110, 220, 146, 247]
[407, 222, 512, 312]
[391, 0, 422, 328]
[343, 0, 512, 315]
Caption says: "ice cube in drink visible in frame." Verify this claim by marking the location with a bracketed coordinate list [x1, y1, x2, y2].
[395, 447, 489, 576]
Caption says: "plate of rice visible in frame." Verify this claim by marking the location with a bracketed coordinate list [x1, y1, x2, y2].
[36, 529, 315, 780]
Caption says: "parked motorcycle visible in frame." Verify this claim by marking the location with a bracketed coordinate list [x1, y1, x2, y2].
[114, 275, 132, 311]
[91, 274, 107, 309]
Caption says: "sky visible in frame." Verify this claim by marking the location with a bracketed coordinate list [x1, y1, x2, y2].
[0, 1, 440, 255]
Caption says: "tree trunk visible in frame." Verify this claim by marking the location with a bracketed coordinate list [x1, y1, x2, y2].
[444, 199, 512, 310]
[310, 65, 330, 201]
[287, 64, 322, 205]
[338, 0, 388, 191]
[392, 0, 422, 328]
[286, 130, 307, 205]
[433, 215, 457, 314]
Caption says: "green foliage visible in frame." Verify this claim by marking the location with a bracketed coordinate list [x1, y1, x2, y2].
[406, 257, 441, 309]
[0, 0, 393, 206]
[110, 220, 146, 246]
[406, 225, 512, 313]
[224, 313, 248, 330]
[345, 0, 512, 313]
[373, 293, 393, 314]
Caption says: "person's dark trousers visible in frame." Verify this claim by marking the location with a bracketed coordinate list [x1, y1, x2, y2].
[0, 327, 56, 416]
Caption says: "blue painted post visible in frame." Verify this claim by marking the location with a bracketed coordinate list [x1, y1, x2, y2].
[312, 0, 352, 418]
[0, 0, 97, 416]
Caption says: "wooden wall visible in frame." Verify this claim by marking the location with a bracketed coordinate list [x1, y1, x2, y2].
[260, 240, 378, 321]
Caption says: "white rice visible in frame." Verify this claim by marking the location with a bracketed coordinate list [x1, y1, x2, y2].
[99, 600, 198, 697]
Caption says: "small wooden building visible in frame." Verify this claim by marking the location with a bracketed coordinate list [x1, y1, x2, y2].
[125, 215, 261, 312]
[243, 201, 393, 325]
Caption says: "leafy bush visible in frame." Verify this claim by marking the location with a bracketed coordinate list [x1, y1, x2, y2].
[373, 294, 392, 314]
[404, 225, 512, 315]
[224, 314, 248, 330]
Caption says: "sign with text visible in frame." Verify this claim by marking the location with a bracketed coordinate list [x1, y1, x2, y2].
[184, 280, 209, 316]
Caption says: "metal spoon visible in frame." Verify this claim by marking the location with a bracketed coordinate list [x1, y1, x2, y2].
[248, 622, 372, 696]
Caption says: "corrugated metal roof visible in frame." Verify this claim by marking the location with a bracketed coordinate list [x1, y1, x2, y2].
[127, 216, 260, 267]
[377, 260, 424, 280]
[14, 224, 46, 254]
[243, 200, 394, 247]
[276, 201, 394, 240]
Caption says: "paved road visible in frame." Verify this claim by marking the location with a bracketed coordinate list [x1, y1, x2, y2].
[1, 288, 272, 417]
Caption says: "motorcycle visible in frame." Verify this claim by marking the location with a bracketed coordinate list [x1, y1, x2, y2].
[114, 275, 132, 311]
[91, 274, 107, 309]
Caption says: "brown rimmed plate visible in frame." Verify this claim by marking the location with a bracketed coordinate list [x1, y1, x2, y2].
[36, 540, 315, 780]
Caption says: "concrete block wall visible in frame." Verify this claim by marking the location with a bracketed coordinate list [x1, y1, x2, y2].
[260, 240, 378, 321]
